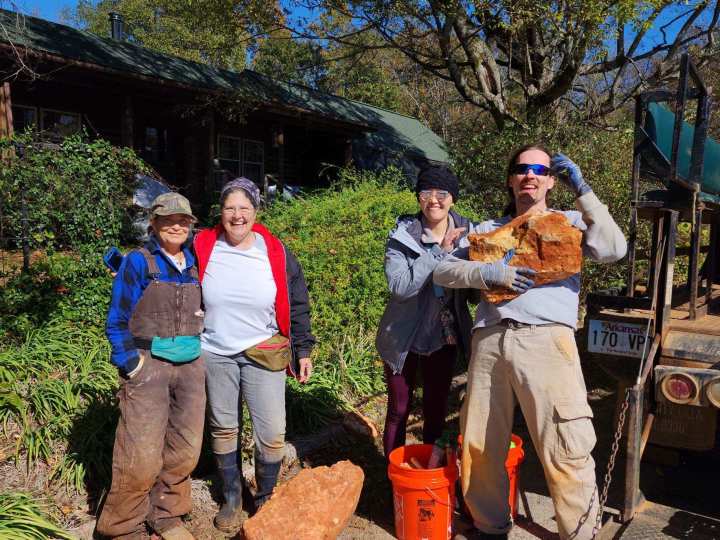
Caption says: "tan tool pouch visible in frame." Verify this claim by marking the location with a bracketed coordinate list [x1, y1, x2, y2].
[244, 333, 292, 371]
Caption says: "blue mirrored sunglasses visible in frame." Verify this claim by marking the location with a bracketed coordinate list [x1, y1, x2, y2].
[510, 163, 552, 176]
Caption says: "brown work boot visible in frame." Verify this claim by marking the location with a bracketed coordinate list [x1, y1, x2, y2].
[214, 501, 243, 532]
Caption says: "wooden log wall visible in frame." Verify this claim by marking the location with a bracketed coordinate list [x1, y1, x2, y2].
[0, 82, 15, 162]
[0, 82, 14, 139]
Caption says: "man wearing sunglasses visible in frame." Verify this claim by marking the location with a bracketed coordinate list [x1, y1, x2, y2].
[434, 145, 626, 540]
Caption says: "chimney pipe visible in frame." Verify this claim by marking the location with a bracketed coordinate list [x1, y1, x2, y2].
[109, 11, 124, 41]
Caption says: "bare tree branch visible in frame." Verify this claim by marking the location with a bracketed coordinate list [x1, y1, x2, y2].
[282, 0, 720, 129]
[0, 5, 43, 82]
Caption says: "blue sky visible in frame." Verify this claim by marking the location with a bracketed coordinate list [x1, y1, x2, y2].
[10, 0, 73, 22]
[8, 0, 708, 55]
[9, 0, 315, 26]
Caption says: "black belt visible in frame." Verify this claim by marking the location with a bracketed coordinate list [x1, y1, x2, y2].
[499, 318, 556, 329]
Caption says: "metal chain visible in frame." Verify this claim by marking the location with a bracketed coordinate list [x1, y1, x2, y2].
[591, 208, 663, 538]
[592, 387, 631, 538]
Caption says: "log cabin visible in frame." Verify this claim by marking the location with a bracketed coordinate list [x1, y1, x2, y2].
[0, 8, 448, 206]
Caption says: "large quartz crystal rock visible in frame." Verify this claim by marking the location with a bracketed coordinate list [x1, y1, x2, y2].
[468, 211, 582, 303]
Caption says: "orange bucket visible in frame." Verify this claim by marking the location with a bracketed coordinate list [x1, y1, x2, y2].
[505, 434, 525, 518]
[458, 433, 525, 519]
[388, 444, 458, 540]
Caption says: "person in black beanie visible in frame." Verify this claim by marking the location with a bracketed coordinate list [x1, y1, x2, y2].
[376, 164, 474, 457]
[415, 165, 461, 203]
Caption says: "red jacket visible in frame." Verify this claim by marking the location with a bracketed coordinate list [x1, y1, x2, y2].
[193, 223, 291, 338]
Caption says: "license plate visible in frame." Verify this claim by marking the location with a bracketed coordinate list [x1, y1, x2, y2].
[587, 319, 650, 358]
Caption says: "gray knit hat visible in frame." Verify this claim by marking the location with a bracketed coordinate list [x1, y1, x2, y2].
[220, 177, 261, 209]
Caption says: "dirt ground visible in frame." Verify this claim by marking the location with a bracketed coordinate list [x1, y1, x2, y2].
[59, 361, 592, 540]
[7, 349, 720, 539]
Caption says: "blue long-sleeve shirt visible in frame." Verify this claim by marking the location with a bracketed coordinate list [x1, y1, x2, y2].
[106, 236, 198, 372]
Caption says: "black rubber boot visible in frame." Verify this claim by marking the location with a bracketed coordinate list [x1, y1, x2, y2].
[213, 451, 244, 532]
[253, 457, 282, 511]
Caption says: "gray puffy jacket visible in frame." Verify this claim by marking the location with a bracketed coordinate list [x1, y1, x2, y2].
[375, 210, 473, 374]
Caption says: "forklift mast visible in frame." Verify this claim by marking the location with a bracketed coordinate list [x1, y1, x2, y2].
[585, 53, 720, 529]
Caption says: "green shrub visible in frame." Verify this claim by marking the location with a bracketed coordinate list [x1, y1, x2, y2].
[0, 251, 112, 342]
[451, 123, 635, 304]
[263, 168, 414, 344]
[261, 167, 487, 431]
[261, 168, 415, 430]
[0, 132, 146, 251]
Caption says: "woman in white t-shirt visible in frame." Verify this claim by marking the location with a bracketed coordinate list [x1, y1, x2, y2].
[193, 178, 315, 532]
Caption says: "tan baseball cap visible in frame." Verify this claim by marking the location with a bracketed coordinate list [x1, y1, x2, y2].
[150, 192, 197, 221]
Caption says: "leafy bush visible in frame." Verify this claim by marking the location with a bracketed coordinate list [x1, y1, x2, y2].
[451, 123, 635, 304]
[263, 166, 482, 349]
[0, 251, 112, 342]
[262, 168, 416, 430]
[263, 168, 414, 345]
[262, 167, 481, 431]
[0, 492, 74, 540]
[0, 132, 146, 251]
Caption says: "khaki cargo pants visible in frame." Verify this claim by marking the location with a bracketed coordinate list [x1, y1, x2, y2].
[460, 323, 599, 539]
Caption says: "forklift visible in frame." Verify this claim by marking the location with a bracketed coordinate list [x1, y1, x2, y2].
[584, 53, 720, 533]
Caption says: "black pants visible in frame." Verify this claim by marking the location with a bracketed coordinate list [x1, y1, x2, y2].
[383, 345, 457, 456]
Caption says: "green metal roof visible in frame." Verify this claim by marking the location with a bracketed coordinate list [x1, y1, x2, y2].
[0, 9, 448, 163]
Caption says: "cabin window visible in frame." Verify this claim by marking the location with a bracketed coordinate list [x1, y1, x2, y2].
[218, 135, 242, 176]
[217, 136, 265, 184]
[243, 139, 264, 185]
[143, 126, 169, 163]
[11, 105, 37, 133]
[40, 109, 81, 139]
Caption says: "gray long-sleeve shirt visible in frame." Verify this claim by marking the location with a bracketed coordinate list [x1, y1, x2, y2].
[433, 191, 627, 329]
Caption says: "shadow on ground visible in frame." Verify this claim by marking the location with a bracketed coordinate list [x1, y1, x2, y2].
[303, 401, 395, 537]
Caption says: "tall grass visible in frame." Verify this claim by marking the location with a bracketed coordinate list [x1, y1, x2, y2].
[0, 321, 117, 492]
[0, 492, 74, 540]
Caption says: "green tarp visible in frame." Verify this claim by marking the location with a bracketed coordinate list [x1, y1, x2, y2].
[645, 102, 720, 196]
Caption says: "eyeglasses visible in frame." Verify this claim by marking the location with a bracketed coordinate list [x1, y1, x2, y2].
[222, 206, 255, 216]
[510, 164, 552, 176]
[418, 190, 451, 202]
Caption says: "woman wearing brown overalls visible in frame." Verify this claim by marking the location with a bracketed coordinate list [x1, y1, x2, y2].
[99, 193, 205, 540]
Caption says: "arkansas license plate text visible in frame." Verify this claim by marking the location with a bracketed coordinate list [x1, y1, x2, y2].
[587, 319, 649, 358]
